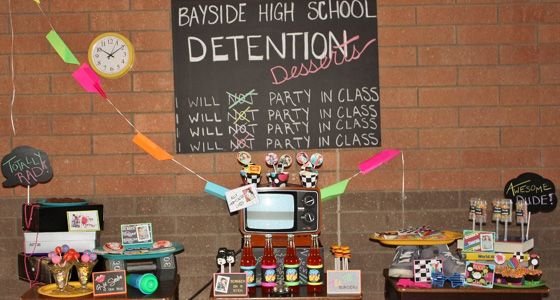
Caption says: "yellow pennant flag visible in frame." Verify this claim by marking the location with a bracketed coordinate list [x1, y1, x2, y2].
[33, 0, 40, 4]
[132, 133, 173, 161]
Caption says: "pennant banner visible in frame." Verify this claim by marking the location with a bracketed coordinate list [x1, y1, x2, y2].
[72, 63, 107, 98]
[204, 181, 229, 200]
[132, 133, 173, 161]
[358, 149, 400, 175]
[321, 178, 350, 202]
[46, 29, 79, 65]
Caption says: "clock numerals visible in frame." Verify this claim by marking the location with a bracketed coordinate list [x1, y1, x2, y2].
[89, 33, 134, 78]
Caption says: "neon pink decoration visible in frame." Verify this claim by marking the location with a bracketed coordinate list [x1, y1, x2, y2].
[72, 63, 107, 99]
[358, 149, 400, 175]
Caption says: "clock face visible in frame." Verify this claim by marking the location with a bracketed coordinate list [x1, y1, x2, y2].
[88, 33, 134, 79]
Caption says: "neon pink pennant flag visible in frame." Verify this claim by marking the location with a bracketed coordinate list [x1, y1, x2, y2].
[72, 63, 107, 99]
[358, 149, 401, 175]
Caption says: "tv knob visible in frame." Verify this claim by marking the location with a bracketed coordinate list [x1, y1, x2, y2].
[301, 213, 315, 223]
[303, 195, 316, 206]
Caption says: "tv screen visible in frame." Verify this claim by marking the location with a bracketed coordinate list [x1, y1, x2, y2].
[245, 193, 295, 231]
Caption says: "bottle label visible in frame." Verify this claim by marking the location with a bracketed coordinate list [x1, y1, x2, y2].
[307, 264, 323, 285]
[283, 263, 300, 286]
[261, 264, 277, 287]
[240, 265, 257, 287]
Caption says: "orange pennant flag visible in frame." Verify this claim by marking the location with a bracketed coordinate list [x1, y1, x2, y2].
[132, 133, 173, 161]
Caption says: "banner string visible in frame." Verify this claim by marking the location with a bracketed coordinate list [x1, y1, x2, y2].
[171, 158, 209, 182]
[104, 97, 140, 132]
[34, 1, 55, 30]
[8, 0, 16, 136]
[336, 149, 341, 246]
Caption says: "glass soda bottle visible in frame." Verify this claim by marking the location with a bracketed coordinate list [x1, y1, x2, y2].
[261, 234, 277, 294]
[240, 235, 257, 294]
[283, 234, 300, 295]
[306, 234, 323, 294]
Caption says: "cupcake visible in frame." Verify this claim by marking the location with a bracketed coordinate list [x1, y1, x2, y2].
[502, 268, 525, 286]
[494, 266, 505, 284]
[524, 269, 542, 282]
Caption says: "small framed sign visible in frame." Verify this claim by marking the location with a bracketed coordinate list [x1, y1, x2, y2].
[326, 270, 361, 295]
[121, 223, 153, 250]
[92, 270, 127, 296]
[67, 210, 100, 232]
[213, 273, 247, 297]
[225, 184, 259, 213]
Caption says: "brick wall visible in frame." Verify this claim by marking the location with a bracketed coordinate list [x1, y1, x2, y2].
[1, 0, 559, 299]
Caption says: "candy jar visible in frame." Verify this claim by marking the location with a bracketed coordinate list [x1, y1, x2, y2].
[47, 245, 79, 294]
[75, 250, 98, 291]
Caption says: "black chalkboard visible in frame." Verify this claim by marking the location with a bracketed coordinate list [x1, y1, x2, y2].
[92, 270, 127, 296]
[171, 0, 380, 153]
[504, 172, 557, 213]
[1, 146, 53, 188]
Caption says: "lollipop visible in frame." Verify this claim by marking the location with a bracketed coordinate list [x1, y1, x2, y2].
[309, 153, 323, 170]
[265, 152, 279, 172]
[237, 151, 252, 166]
[278, 154, 292, 172]
[296, 152, 309, 166]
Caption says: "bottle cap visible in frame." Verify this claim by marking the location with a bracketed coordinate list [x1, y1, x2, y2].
[138, 273, 159, 294]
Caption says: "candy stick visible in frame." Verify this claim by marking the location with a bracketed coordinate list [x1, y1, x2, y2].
[526, 212, 531, 240]
[492, 199, 500, 240]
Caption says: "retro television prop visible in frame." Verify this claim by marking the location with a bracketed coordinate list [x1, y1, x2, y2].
[239, 186, 320, 246]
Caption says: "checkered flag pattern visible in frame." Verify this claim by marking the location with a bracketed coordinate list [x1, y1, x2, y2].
[244, 174, 261, 185]
[300, 173, 318, 188]
[414, 259, 443, 283]
[514, 252, 524, 263]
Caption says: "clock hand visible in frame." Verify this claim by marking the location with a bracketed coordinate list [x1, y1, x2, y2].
[98, 48, 112, 58]
[109, 45, 125, 57]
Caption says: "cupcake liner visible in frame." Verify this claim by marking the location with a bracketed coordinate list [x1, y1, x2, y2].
[267, 172, 289, 187]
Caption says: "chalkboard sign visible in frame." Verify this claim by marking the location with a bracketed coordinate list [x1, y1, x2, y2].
[120, 223, 154, 250]
[213, 273, 248, 297]
[92, 270, 127, 296]
[1, 146, 53, 188]
[171, 0, 380, 153]
[504, 172, 557, 213]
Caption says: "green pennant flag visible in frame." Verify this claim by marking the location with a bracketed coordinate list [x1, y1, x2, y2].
[46, 29, 79, 65]
[320, 178, 350, 201]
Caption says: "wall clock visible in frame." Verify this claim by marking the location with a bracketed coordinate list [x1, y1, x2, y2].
[88, 32, 135, 79]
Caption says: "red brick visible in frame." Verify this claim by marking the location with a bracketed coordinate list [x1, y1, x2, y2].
[50, 0, 129, 12]
[459, 66, 537, 85]
[541, 65, 560, 84]
[177, 173, 238, 195]
[539, 25, 560, 43]
[0, 75, 50, 94]
[0, 0, 40, 13]
[379, 26, 455, 46]
[131, 32, 172, 51]
[0, 116, 50, 136]
[502, 127, 560, 146]
[135, 153, 214, 175]
[500, 45, 560, 65]
[457, 25, 536, 44]
[419, 128, 500, 148]
[90, 12, 170, 31]
[131, 0, 170, 10]
[420, 87, 499, 107]
[93, 133, 174, 154]
[95, 175, 175, 195]
[419, 46, 498, 65]
[51, 74, 132, 94]
[420, 169, 500, 190]
[0, 57, 8, 74]
[15, 54, 76, 74]
[417, 5, 497, 24]
[382, 129, 419, 149]
[404, 149, 461, 169]
[460, 107, 539, 127]
[134, 113, 175, 133]
[499, 3, 560, 23]
[378, 6, 416, 25]
[379, 47, 417, 66]
[500, 86, 560, 105]
[14, 14, 89, 34]
[93, 92, 173, 113]
[541, 106, 560, 126]
[133, 52, 172, 72]
[461, 149, 541, 168]
[133, 72, 174, 91]
[13, 136, 91, 155]
[51, 155, 133, 175]
[0, 34, 49, 55]
[13, 94, 91, 114]
[380, 67, 457, 87]
[14, 176, 94, 197]
[382, 108, 458, 128]
[56, 33, 98, 53]
[52, 114, 132, 134]
[380, 88, 418, 108]
[378, 0, 454, 4]
[543, 148, 560, 167]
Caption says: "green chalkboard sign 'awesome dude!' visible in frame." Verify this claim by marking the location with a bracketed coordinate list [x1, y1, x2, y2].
[171, 0, 380, 153]
[1, 146, 53, 188]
